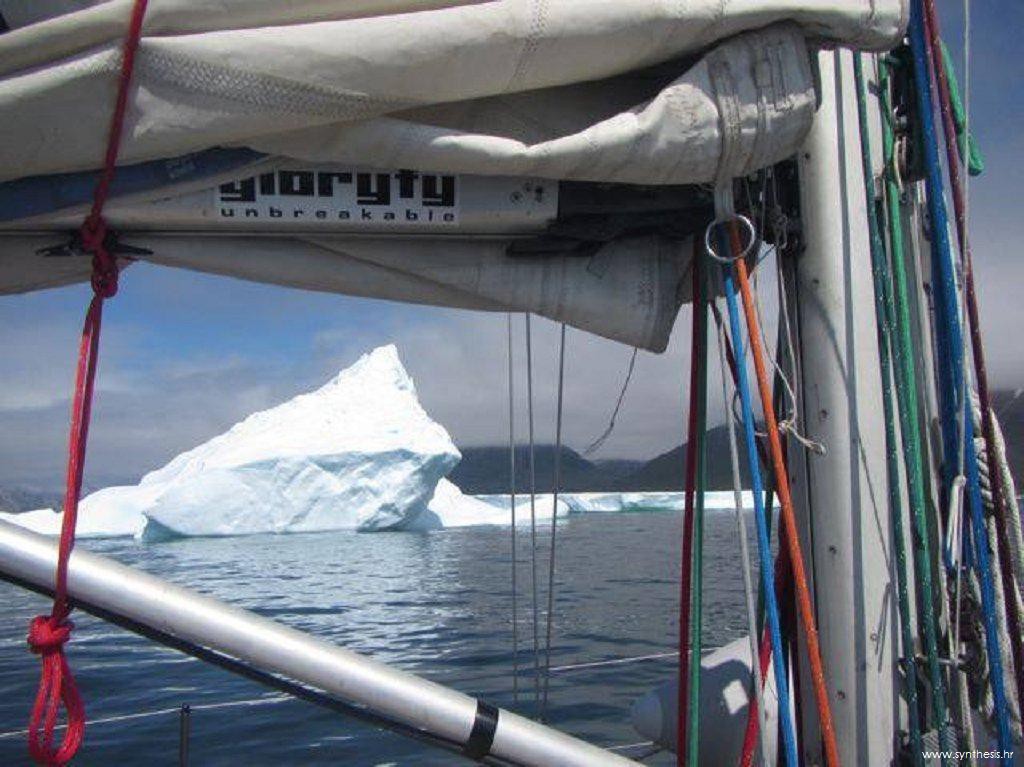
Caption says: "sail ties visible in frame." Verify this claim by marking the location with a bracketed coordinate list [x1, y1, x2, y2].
[25, 1, 149, 764]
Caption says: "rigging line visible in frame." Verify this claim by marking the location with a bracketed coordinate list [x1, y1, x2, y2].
[912, 2, 1014, 757]
[922, 0, 1024, 729]
[677, 237, 705, 767]
[524, 313, 541, 714]
[506, 313, 519, 706]
[583, 347, 639, 456]
[2, 572, 514, 767]
[548, 652, 679, 673]
[712, 300, 771, 767]
[539, 322, 566, 722]
[0, 697, 291, 739]
[852, 53, 924, 764]
[877, 55, 954, 758]
[687, 260, 708, 767]
[740, 277, 797, 767]
[731, 225, 840, 767]
[716, 223, 798, 767]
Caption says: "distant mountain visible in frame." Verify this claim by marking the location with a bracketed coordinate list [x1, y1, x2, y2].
[0, 486, 65, 513]
[449, 446, 640, 494]
[991, 389, 1024, 489]
[612, 391, 1024, 494]
[452, 430, 750, 495]
[5, 391, 1021, 506]
[610, 425, 753, 491]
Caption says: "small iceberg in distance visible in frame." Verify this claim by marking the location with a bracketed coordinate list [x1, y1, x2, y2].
[473, 490, 766, 514]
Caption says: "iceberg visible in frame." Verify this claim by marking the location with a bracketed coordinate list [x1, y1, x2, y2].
[0, 484, 161, 539]
[2, 345, 463, 538]
[473, 490, 764, 515]
[0, 344, 772, 540]
[403, 480, 566, 531]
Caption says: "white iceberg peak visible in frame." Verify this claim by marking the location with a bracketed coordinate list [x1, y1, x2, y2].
[0, 345, 460, 538]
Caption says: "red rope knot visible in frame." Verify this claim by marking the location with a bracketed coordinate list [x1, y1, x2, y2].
[26, 615, 85, 766]
[80, 215, 119, 299]
[27, 615, 73, 656]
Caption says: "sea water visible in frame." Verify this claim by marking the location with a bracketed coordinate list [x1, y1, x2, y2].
[0, 510, 762, 766]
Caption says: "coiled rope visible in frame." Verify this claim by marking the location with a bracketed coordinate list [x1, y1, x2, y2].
[25, 2, 149, 764]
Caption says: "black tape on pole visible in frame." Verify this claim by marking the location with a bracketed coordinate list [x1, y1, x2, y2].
[463, 701, 500, 760]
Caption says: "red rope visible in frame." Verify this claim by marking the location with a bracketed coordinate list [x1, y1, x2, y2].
[732, 223, 840, 767]
[677, 238, 703, 766]
[25, 2, 148, 764]
[739, 529, 793, 767]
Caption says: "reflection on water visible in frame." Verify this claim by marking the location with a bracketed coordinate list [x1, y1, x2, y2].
[0, 511, 759, 766]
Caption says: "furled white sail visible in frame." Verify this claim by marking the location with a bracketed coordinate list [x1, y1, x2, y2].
[0, 1, 907, 349]
[0, 2, 905, 182]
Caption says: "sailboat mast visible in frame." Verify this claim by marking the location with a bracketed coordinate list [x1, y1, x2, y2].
[789, 48, 900, 766]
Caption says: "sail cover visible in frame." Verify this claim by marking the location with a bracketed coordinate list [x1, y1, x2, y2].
[0, 1, 906, 350]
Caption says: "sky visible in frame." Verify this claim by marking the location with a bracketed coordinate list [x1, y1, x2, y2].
[1, 3, 1022, 490]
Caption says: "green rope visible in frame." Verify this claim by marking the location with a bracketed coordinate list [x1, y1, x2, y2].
[687, 253, 709, 766]
[854, 54, 924, 766]
[878, 55, 952, 755]
[938, 40, 984, 177]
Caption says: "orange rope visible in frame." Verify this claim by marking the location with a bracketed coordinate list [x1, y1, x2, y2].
[730, 223, 840, 767]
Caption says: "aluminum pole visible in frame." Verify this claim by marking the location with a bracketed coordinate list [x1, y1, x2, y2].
[0, 520, 637, 767]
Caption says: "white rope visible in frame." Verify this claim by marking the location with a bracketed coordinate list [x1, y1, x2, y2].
[540, 322, 566, 721]
[713, 299, 771, 767]
[0, 696, 289, 740]
[986, 505, 1023, 739]
[746, 170, 823, 456]
[608, 740, 657, 752]
[507, 312, 519, 705]
[524, 313, 541, 712]
[978, 395, 1024, 603]
[548, 651, 679, 673]
[972, 391, 1024, 741]
[583, 346, 638, 455]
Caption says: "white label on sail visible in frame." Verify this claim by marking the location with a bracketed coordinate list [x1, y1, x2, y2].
[215, 168, 460, 226]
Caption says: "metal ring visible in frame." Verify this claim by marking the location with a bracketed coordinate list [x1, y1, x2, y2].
[704, 214, 757, 265]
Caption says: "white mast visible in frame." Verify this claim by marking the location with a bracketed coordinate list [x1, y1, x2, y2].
[789, 48, 899, 766]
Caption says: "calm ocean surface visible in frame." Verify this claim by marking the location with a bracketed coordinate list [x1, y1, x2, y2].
[0, 510, 759, 766]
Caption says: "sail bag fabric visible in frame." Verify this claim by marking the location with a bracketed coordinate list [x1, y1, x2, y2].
[0, 1, 907, 349]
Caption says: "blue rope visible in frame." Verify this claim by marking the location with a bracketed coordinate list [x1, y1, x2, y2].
[718, 225, 798, 767]
[909, 2, 1013, 758]
[0, 148, 264, 223]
